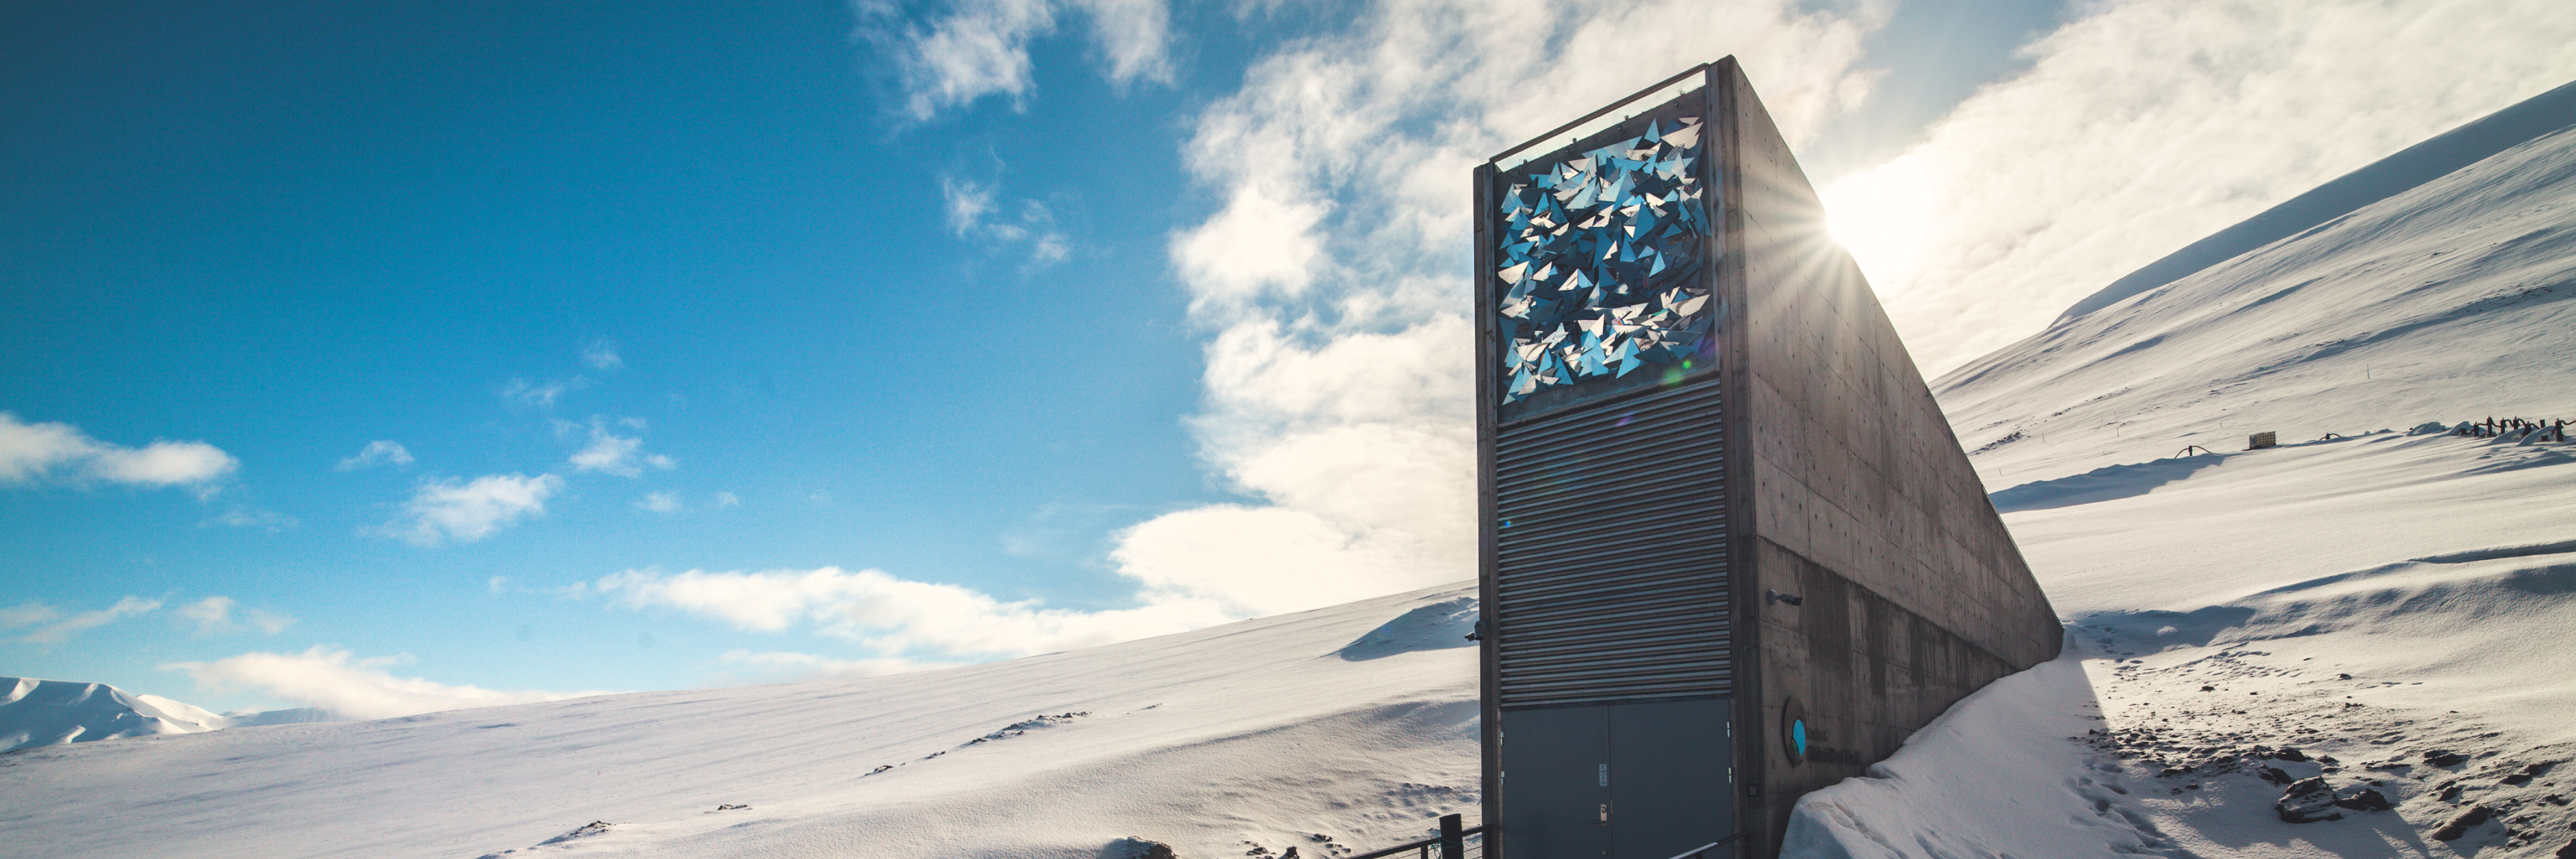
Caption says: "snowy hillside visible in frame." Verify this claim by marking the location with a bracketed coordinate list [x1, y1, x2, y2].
[1, 676, 228, 751]
[0, 587, 1481, 858]
[1936, 122, 2576, 487]
[1776, 91, 2576, 858]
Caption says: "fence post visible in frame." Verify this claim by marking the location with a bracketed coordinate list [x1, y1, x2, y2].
[1438, 814, 1463, 859]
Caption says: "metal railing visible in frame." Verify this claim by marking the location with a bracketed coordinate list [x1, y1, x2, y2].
[2454, 417, 2568, 441]
[1348, 815, 1483, 859]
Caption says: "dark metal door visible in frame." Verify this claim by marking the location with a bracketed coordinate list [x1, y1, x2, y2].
[1499, 705, 1611, 858]
[1609, 699, 1735, 858]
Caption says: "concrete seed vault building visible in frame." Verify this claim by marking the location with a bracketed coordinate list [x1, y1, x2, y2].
[1472, 58, 2064, 858]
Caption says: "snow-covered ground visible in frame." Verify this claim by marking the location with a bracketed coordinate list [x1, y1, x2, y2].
[1786, 432, 2576, 858]
[0, 588, 1482, 858]
[1779, 92, 2576, 859]
[1936, 122, 2576, 487]
[6, 75, 2573, 859]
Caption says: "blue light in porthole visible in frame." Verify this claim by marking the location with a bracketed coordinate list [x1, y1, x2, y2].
[1792, 719, 1807, 756]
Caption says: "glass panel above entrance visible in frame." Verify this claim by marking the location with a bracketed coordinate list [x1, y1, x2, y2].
[1493, 92, 1723, 422]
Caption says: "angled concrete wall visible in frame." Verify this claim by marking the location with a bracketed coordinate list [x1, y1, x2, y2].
[1718, 62, 2062, 853]
[1473, 58, 2062, 859]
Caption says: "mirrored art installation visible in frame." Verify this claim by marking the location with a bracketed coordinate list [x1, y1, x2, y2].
[1495, 117, 1714, 407]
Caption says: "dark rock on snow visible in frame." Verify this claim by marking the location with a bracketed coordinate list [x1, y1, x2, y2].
[2431, 805, 2495, 840]
[2275, 777, 2344, 823]
[535, 821, 615, 846]
[1104, 838, 1178, 859]
[2333, 787, 2392, 811]
[2424, 749, 2469, 767]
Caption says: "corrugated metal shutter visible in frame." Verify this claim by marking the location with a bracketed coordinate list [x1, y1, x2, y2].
[1494, 379, 1729, 709]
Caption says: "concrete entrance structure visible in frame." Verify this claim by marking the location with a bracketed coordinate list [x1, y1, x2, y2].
[1473, 59, 2062, 858]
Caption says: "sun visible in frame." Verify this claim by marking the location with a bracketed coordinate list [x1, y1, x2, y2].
[1819, 153, 1938, 288]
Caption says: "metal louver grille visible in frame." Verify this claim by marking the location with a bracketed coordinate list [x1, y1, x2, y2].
[1494, 379, 1729, 709]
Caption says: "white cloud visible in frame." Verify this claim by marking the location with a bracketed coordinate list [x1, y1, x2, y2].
[87, 442, 237, 490]
[0, 412, 238, 492]
[1168, 184, 1330, 311]
[941, 177, 1073, 268]
[19, 596, 160, 644]
[942, 175, 999, 233]
[862, 0, 1174, 120]
[567, 418, 675, 477]
[162, 646, 609, 720]
[376, 473, 564, 547]
[1065, 0, 1172, 87]
[209, 508, 300, 532]
[0, 414, 88, 483]
[336, 440, 414, 471]
[569, 431, 638, 474]
[635, 490, 728, 514]
[175, 596, 295, 635]
[875, 0, 1058, 119]
[1030, 233, 1070, 266]
[0, 602, 61, 629]
[582, 339, 624, 371]
[1121, 0, 1887, 618]
[499, 377, 586, 408]
[590, 566, 1233, 659]
[1833, 0, 2576, 374]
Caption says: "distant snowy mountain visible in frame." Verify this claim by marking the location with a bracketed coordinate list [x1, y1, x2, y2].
[1, 676, 225, 752]
[0, 676, 347, 753]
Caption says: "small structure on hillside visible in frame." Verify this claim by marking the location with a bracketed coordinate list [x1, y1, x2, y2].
[1472, 59, 2063, 858]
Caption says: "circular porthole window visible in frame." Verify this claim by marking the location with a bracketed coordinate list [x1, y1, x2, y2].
[1780, 697, 1808, 766]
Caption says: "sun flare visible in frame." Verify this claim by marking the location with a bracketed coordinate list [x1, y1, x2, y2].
[1820, 154, 1938, 288]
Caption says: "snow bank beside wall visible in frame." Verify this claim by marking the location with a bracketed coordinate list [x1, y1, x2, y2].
[1777, 646, 2185, 859]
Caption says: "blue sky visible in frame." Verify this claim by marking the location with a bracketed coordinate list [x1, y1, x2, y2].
[6, 0, 2570, 717]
